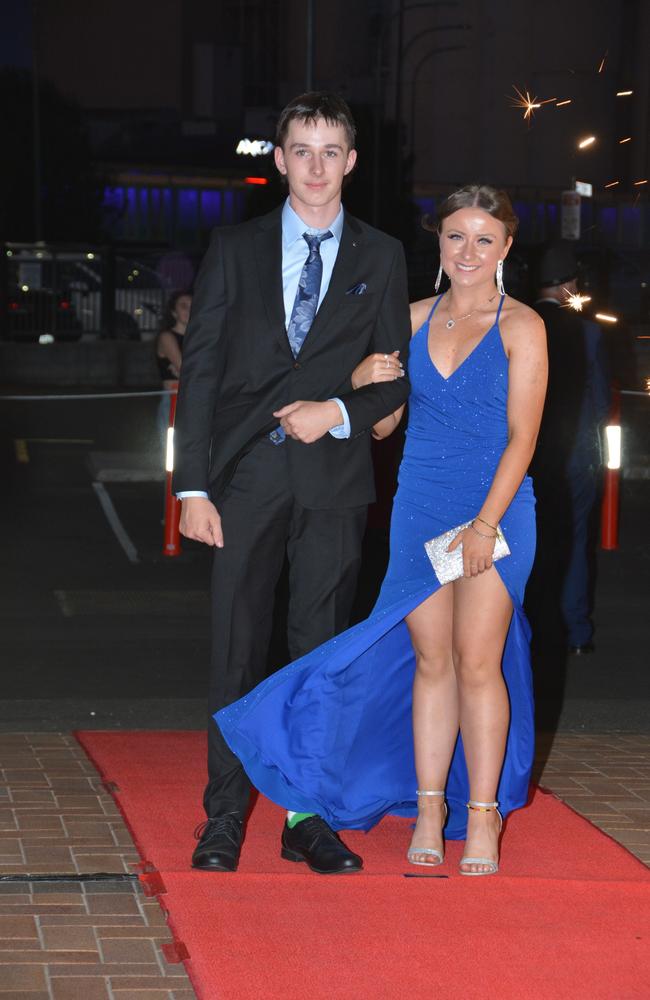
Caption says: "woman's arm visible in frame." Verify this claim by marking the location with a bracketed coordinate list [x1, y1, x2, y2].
[157, 330, 183, 378]
[350, 350, 405, 438]
[449, 303, 548, 575]
[371, 405, 406, 439]
[350, 298, 434, 439]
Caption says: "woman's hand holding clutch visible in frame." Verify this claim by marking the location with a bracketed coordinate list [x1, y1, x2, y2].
[447, 522, 497, 578]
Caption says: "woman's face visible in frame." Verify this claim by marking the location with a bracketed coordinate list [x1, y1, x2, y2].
[439, 207, 512, 289]
[173, 295, 192, 327]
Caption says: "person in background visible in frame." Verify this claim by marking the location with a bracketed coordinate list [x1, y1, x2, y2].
[155, 290, 192, 448]
[528, 243, 610, 655]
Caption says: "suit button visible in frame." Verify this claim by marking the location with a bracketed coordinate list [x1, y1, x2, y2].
[293, 361, 301, 370]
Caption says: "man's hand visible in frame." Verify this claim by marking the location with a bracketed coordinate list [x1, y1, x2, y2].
[179, 496, 224, 547]
[273, 400, 342, 444]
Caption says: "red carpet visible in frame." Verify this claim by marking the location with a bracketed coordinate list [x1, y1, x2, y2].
[77, 731, 650, 999]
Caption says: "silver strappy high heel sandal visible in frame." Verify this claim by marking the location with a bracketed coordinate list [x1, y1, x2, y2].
[459, 800, 503, 876]
[407, 790, 447, 867]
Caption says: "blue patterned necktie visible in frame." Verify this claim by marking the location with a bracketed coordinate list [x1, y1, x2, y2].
[286, 231, 333, 357]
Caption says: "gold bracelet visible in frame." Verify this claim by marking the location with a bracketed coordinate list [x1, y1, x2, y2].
[475, 515, 498, 533]
[470, 520, 497, 540]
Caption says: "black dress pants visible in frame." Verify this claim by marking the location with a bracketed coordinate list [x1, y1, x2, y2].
[203, 437, 367, 819]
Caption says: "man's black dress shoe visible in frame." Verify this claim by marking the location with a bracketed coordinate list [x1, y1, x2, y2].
[281, 816, 362, 874]
[192, 814, 243, 872]
[568, 641, 595, 656]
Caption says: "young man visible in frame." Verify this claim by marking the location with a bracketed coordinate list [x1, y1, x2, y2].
[174, 92, 411, 873]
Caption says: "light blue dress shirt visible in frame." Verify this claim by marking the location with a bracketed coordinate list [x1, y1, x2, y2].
[178, 199, 351, 499]
[281, 199, 350, 438]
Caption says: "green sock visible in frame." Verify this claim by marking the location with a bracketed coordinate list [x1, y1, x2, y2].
[286, 811, 315, 828]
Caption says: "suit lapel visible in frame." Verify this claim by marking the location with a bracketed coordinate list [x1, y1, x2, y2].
[299, 215, 364, 359]
[253, 210, 292, 356]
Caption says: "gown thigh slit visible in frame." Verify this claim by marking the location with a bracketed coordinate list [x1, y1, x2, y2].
[217, 295, 536, 840]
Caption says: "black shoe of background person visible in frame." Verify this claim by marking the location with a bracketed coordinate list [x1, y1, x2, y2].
[281, 815, 363, 874]
[192, 814, 243, 872]
[568, 641, 595, 656]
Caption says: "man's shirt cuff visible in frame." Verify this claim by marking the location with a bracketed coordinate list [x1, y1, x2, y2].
[328, 398, 351, 439]
[177, 491, 209, 499]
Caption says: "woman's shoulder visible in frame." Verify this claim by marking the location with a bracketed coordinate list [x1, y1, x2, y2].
[499, 297, 545, 341]
[409, 296, 438, 335]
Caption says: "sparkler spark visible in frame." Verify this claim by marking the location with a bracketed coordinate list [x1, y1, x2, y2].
[595, 313, 617, 323]
[634, 179, 648, 186]
[578, 136, 596, 149]
[508, 86, 555, 121]
[619, 136, 632, 144]
[616, 90, 633, 96]
[597, 51, 608, 74]
[555, 99, 572, 107]
[564, 291, 591, 312]
[604, 181, 620, 188]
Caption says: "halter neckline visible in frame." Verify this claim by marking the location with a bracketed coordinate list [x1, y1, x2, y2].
[427, 292, 505, 325]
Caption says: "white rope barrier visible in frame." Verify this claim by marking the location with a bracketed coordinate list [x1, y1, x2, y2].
[0, 389, 175, 401]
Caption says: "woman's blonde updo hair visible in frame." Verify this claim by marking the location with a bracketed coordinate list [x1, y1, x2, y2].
[424, 184, 519, 240]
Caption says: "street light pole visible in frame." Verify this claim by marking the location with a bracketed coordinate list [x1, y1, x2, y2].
[394, 0, 405, 199]
[31, 0, 43, 242]
[371, 2, 463, 225]
[306, 0, 315, 91]
[408, 44, 466, 169]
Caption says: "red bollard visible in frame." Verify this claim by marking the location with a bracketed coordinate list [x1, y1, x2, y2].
[163, 383, 182, 557]
[601, 386, 621, 551]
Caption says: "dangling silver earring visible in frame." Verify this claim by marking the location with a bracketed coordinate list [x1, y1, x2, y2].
[434, 263, 443, 294]
[496, 260, 505, 296]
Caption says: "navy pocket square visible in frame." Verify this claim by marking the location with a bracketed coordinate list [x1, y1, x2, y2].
[345, 282, 367, 296]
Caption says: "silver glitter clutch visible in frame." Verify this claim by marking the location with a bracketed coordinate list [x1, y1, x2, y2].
[424, 522, 510, 585]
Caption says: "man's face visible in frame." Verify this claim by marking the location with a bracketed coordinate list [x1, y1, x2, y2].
[274, 118, 357, 216]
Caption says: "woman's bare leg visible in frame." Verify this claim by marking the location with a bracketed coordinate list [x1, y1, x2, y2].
[405, 585, 458, 863]
[452, 568, 513, 873]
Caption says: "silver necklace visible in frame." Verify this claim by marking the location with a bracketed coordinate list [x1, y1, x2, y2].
[445, 293, 497, 330]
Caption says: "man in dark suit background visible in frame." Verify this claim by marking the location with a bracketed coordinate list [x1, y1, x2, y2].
[173, 92, 411, 874]
[527, 243, 610, 654]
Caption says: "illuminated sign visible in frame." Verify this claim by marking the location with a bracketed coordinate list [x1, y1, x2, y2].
[575, 180, 593, 197]
[236, 139, 274, 157]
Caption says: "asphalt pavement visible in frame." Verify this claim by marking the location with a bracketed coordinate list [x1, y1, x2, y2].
[0, 390, 648, 734]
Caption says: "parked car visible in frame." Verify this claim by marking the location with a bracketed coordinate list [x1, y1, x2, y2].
[7, 287, 83, 342]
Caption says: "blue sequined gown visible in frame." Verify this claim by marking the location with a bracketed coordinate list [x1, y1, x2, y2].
[217, 294, 536, 839]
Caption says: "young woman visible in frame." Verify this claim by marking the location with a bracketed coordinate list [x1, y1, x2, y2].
[217, 185, 547, 876]
[155, 290, 192, 448]
[156, 290, 192, 386]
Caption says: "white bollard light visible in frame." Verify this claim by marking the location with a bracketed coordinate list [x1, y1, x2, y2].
[605, 424, 621, 470]
[166, 427, 175, 473]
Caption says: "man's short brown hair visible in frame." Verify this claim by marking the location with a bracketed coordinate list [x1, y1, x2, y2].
[275, 91, 356, 150]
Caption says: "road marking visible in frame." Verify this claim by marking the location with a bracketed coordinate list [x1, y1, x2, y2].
[27, 437, 94, 444]
[92, 482, 140, 564]
[14, 437, 94, 463]
[54, 590, 75, 618]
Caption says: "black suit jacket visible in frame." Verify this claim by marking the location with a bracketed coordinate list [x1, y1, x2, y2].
[531, 300, 588, 478]
[173, 206, 411, 509]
